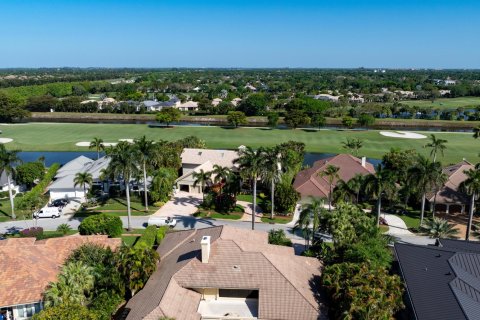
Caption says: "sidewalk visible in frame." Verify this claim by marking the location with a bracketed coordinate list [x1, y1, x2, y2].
[237, 201, 262, 223]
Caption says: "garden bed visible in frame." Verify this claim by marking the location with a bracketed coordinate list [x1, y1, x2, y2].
[261, 214, 293, 224]
[193, 205, 244, 220]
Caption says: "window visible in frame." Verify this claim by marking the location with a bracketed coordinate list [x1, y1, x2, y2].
[219, 289, 259, 299]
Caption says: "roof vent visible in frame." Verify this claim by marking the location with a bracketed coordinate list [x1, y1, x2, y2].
[435, 254, 442, 258]
[445, 271, 452, 276]
[233, 265, 240, 271]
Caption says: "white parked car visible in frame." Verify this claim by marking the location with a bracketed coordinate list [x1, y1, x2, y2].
[33, 207, 61, 219]
[147, 216, 177, 228]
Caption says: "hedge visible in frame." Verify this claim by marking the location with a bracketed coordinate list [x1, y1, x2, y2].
[156, 226, 169, 245]
[16, 163, 60, 210]
[134, 225, 157, 248]
[78, 214, 123, 238]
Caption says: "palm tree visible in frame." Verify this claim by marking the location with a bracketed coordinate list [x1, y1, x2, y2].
[0, 145, 21, 219]
[424, 134, 447, 163]
[151, 168, 175, 201]
[319, 165, 340, 211]
[473, 126, 480, 139]
[106, 142, 139, 231]
[294, 198, 326, 249]
[192, 169, 212, 201]
[261, 147, 284, 219]
[364, 165, 395, 226]
[459, 166, 480, 240]
[74, 172, 93, 201]
[234, 146, 266, 230]
[333, 179, 355, 204]
[348, 174, 365, 204]
[408, 155, 446, 226]
[44, 261, 95, 307]
[342, 137, 363, 157]
[89, 137, 105, 160]
[211, 164, 232, 193]
[134, 136, 156, 211]
[422, 217, 459, 239]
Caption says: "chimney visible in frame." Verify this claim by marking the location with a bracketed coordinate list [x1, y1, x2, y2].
[361, 157, 366, 168]
[201, 236, 211, 263]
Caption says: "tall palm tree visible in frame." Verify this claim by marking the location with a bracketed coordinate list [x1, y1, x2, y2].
[106, 142, 139, 231]
[294, 198, 326, 249]
[234, 146, 266, 230]
[261, 147, 284, 219]
[348, 174, 365, 204]
[424, 134, 447, 163]
[460, 166, 480, 240]
[342, 138, 363, 157]
[74, 172, 93, 201]
[134, 136, 156, 211]
[319, 165, 340, 211]
[151, 167, 175, 201]
[408, 155, 446, 226]
[89, 137, 105, 160]
[192, 169, 212, 200]
[0, 145, 21, 219]
[364, 165, 395, 226]
[211, 164, 231, 184]
[333, 179, 355, 204]
[473, 126, 480, 139]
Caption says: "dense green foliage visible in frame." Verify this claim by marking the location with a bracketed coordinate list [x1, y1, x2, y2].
[156, 226, 168, 245]
[134, 225, 157, 248]
[32, 303, 98, 320]
[15, 163, 59, 211]
[15, 161, 45, 187]
[268, 229, 292, 247]
[78, 214, 123, 237]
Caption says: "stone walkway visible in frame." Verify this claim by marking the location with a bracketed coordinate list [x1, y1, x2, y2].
[237, 201, 262, 222]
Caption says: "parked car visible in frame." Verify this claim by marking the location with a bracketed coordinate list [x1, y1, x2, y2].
[33, 207, 61, 219]
[147, 216, 177, 228]
[49, 199, 69, 208]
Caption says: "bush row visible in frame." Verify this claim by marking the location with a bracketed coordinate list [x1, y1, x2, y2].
[134, 225, 157, 248]
[78, 214, 123, 237]
[16, 163, 60, 210]
[156, 226, 168, 245]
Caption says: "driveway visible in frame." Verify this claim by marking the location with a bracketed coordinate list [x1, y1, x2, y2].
[152, 191, 202, 218]
[384, 213, 436, 245]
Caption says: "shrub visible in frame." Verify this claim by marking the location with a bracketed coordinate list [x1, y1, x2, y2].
[57, 223, 72, 235]
[16, 163, 60, 210]
[156, 226, 169, 245]
[214, 193, 236, 213]
[78, 214, 123, 237]
[0, 190, 15, 198]
[32, 303, 98, 320]
[89, 291, 123, 320]
[201, 192, 215, 209]
[153, 201, 165, 208]
[274, 184, 299, 214]
[134, 225, 157, 248]
[20, 227, 44, 238]
[268, 229, 292, 247]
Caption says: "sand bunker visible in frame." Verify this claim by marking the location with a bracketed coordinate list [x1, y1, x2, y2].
[119, 139, 134, 143]
[0, 138, 13, 144]
[379, 131, 427, 139]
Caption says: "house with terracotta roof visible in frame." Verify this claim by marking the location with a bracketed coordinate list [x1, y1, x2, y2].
[175, 148, 239, 194]
[0, 235, 120, 319]
[122, 225, 325, 320]
[293, 154, 375, 200]
[427, 160, 475, 214]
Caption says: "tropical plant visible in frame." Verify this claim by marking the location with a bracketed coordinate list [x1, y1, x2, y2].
[234, 146, 266, 230]
[424, 134, 448, 162]
[268, 229, 292, 247]
[89, 137, 105, 160]
[274, 183, 299, 213]
[422, 217, 459, 239]
[57, 223, 72, 235]
[408, 155, 446, 225]
[261, 147, 284, 219]
[78, 214, 123, 238]
[319, 165, 339, 211]
[44, 261, 95, 307]
[459, 166, 480, 240]
[342, 137, 363, 156]
[473, 126, 480, 139]
[333, 179, 355, 204]
[294, 198, 326, 248]
[226, 111, 247, 128]
[106, 142, 140, 230]
[115, 245, 159, 297]
[364, 165, 395, 226]
[155, 107, 181, 126]
[74, 172, 93, 200]
[134, 136, 156, 211]
[150, 167, 176, 202]
[192, 169, 212, 201]
[0, 145, 22, 219]
[211, 164, 231, 184]
[32, 303, 98, 320]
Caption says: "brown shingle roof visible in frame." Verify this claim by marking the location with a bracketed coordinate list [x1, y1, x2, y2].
[0, 235, 120, 307]
[124, 226, 324, 320]
[293, 154, 375, 199]
[427, 161, 474, 204]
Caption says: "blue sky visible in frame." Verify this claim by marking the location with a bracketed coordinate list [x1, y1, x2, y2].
[0, 0, 478, 68]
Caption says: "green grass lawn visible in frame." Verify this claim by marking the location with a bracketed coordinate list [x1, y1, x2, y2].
[400, 97, 480, 109]
[397, 210, 425, 230]
[236, 194, 263, 204]
[1, 122, 478, 164]
[194, 205, 244, 220]
[261, 215, 293, 224]
[0, 199, 36, 221]
[90, 198, 157, 213]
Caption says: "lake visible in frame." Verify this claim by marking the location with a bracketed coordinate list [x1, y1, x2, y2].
[18, 151, 382, 167]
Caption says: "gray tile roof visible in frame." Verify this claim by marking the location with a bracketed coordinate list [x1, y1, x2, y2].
[395, 240, 480, 320]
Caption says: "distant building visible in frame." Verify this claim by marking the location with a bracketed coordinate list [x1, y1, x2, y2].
[0, 171, 19, 194]
[244, 83, 257, 91]
[211, 98, 223, 107]
[231, 97, 242, 106]
[313, 94, 340, 102]
[123, 225, 325, 320]
[293, 154, 375, 200]
[0, 236, 120, 319]
[178, 100, 199, 112]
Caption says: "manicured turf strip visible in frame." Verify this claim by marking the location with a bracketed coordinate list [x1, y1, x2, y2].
[1, 123, 478, 164]
[400, 96, 480, 109]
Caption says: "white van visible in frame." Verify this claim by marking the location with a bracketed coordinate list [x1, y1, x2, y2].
[33, 207, 61, 219]
[147, 216, 177, 228]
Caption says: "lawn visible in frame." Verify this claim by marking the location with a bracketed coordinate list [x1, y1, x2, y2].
[397, 210, 424, 230]
[91, 198, 157, 213]
[236, 194, 263, 204]
[194, 205, 244, 220]
[261, 215, 293, 224]
[400, 97, 480, 109]
[0, 199, 36, 221]
[1, 123, 478, 164]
